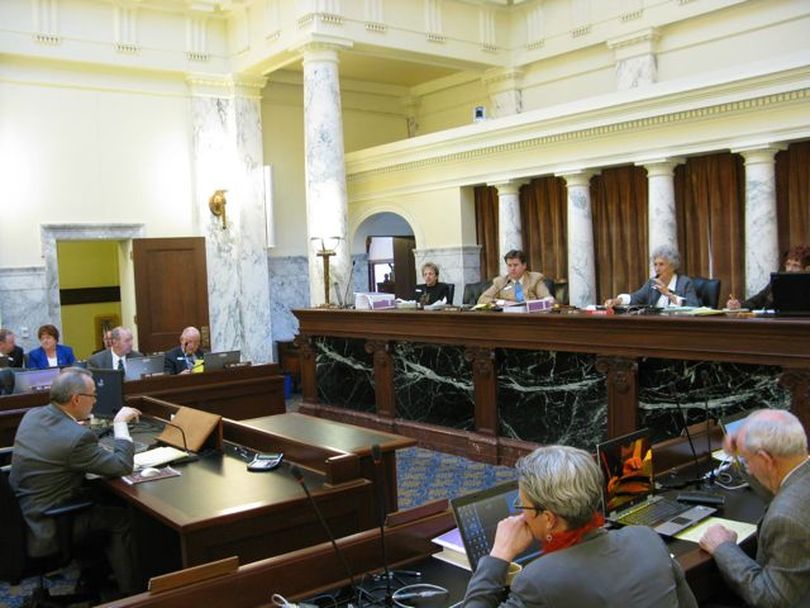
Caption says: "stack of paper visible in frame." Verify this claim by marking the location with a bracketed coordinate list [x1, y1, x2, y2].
[134, 446, 189, 469]
[674, 516, 757, 544]
[431, 528, 471, 571]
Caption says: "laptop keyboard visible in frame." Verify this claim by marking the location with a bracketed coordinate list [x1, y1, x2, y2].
[619, 497, 686, 527]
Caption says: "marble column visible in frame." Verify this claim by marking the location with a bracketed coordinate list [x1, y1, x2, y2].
[187, 74, 273, 364]
[301, 41, 352, 306]
[607, 28, 659, 91]
[736, 146, 784, 298]
[489, 180, 527, 274]
[482, 68, 524, 118]
[641, 159, 682, 272]
[561, 172, 597, 308]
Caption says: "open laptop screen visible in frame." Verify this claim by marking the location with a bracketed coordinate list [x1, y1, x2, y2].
[596, 429, 654, 516]
[450, 480, 542, 570]
[125, 355, 164, 381]
[91, 369, 124, 418]
[12, 368, 61, 394]
[771, 272, 810, 315]
[203, 350, 240, 372]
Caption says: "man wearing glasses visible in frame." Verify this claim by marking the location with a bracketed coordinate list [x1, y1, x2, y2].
[699, 409, 810, 608]
[10, 367, 143, 597]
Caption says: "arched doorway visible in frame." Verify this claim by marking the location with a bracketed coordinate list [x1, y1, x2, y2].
[352, 212, 416, 299]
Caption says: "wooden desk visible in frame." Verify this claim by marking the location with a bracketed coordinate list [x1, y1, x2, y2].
[239, 413, 416, 513]
[103, 398, 376, 577]
[294, 309, 810, 464]
[0, 364, 285, 445]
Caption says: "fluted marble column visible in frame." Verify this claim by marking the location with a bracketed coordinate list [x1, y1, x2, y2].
[489, 180, 527, 273]
[641, 159, 682, 272]
[302, 42, 351, 306]
[188, 74, 273, 363]
[562, 172, 597, 308]
[737, 146, 783, 298]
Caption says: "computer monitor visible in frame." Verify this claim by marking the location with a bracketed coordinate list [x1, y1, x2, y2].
[771, 272, 810, 316]
[203, 350, 240, 372]
[91, 368, 124, 418]
[12, 368, 61, 394]
[125, 355, 165, 381]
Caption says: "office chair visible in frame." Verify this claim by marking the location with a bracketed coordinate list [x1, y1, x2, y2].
[0, 454, 96, 608]
[462, 280, 492, 305]
[691, 277, 721, 309]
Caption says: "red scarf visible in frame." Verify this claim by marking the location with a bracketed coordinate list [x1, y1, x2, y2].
[541, 512, 605, 555]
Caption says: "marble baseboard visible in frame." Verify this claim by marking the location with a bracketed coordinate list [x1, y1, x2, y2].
[393, 343, 475, 430]
[315, 337, 376, 412]
[638, 359, 790, 444]
[497, 350, 607, 450]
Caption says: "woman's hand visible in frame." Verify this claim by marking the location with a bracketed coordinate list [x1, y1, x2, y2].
[490, 515, 534, 562]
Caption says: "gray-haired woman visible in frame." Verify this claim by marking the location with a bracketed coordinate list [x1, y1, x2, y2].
[605, 246, 699, 308]
[463, 445, 697, 607]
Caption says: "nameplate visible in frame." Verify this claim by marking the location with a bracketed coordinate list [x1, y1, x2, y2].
[371, 298, 396, 310]
[141, 371, 167, 379]
[225, 361, 252, 368]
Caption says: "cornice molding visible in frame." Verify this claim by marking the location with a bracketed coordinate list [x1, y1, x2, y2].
[186, 72, 268, 98]
[346, 87, 809, 182]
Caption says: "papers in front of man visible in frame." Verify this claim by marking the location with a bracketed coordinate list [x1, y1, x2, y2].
[354, 292, 396, 310]
[500, 297, 555, 313]
[431, 527, 472, 571]
[674, 516, 757, 545]
[134, 446, 189, 469]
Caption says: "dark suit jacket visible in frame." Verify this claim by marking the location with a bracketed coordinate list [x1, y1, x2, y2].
[742, 283, 773, 310]
[9, 403, 134, 556]
[627, 275, 700, 307]
[0, 345, 25, 368]
[478, 271, 551, 305]
[26, 344, 76, 369]
[87, 349, 143, 370]
[713, 459, 810, 608]
[163, 346, 206, 375]
[413, 282, 453, 305]
[464, 526, 697, 608]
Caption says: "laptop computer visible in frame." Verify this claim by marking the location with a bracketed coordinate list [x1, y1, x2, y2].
[203, 350, 240, 372]
[91, 368, 124, 418]
[771, 272, 810, 316]
[12, 368, 61, 394]
[125, 355, 165, 381]
[450, 480, 542, 571]
[597, 429, 715, 536]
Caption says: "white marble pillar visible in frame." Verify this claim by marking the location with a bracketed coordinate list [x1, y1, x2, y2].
[561, 172, 597, 308]
[736, 145, 784, 298]
[301, 42, 351, 306]
[641, 158, 682, 273]
[489, 180, 527, 274]
[187, 74, 273, 363]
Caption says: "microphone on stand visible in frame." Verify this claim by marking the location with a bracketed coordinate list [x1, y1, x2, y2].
[289, 465, 357, 600]
[342, 260, 357, 309]
[667, 382, 702, 488]
[144, 414, 199, 463]
[334, 281, 343, 307]
[371, 444, 393, 606]
[701, 369, 716, 488]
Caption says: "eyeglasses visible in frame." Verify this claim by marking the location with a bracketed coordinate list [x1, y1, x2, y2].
[77, 392, 97, 400]
[512, 496, 543, 513]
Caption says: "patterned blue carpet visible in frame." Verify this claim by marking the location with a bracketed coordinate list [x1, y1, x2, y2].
[1, 446, 515, 606]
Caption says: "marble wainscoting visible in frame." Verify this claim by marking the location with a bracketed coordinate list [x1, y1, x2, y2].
[314, 337, 376, 412]
[497, 350, 607, 450]
[0, 267, 50, 353]
[638, 359, 790, 444]
[268, 255, 310, 344]
[393, 343, 475, 430]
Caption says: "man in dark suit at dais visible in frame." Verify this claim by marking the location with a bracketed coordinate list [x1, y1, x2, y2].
[87, 326, 142, 372]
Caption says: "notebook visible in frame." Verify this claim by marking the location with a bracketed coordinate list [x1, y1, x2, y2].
[203, 350, 241, 372]
[596, 429, 715, 536]
[449, 480, 542, 571]
[12, 368, 61, 393]
[771, 272, 810, 316]
[125, 355, 165, 381]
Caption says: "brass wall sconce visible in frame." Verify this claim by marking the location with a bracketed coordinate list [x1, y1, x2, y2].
[312, 236, 341, 307]
[209, 189, 228, 229]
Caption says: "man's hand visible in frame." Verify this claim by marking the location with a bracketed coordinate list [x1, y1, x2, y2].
[699, 524, 737, 554]
[113, 406, 141, 424]
[490, 515, 534, 562]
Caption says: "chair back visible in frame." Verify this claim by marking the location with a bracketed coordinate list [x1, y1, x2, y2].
[462, 280, 492, 305]
[692, 277, 721, 309]
[444, 283, 455, 306]
[0, 469, 27, 584]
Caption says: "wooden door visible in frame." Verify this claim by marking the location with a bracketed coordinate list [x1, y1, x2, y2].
[133, 237, 210, 354]
[392, 236, 416, 299]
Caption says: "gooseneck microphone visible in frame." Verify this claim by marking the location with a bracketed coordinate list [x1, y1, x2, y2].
[670, 382, 702, 487]
[342, 260, 357, 309]
[289, 465, 357, 597]
[371, 444, 393, 606]
[701, 370, 716, 487]
[143, 414, 199, 463]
